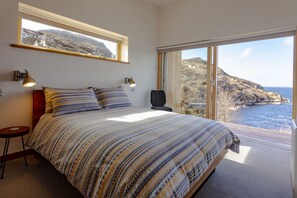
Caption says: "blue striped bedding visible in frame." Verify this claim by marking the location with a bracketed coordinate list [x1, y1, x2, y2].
[27, 107, 240, 197]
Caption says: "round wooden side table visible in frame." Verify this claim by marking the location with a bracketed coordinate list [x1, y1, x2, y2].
[0, 126, 30, 179]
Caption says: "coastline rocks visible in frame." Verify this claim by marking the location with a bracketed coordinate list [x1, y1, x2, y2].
[22, 28, 114, 58]
[181, 58, 289, 109]
[217, 68, 289, 106]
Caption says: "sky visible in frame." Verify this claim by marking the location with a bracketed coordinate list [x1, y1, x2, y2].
[22, 19, 117, 55]
[182, 37, 294, 87]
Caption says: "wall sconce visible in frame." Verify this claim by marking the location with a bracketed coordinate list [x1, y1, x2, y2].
[14, 69, 37, 87]
[125, 77, 136, 88]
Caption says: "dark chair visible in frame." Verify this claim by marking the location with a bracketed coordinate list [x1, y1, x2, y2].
[150, 90, 172, 112]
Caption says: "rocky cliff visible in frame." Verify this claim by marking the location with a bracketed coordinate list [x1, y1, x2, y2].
[21, 28, 114, 58]
[180, 58, 289, 109]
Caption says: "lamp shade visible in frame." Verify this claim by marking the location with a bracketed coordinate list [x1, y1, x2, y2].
[128, 78, 136, 87]
[22, 74, 36, 87]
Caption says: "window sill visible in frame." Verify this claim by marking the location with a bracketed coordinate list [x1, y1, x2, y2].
[11, 44, 130, 64]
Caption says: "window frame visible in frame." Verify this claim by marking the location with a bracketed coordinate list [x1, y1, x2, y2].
[158, 30, 297, 121]
[13, 3, 129, 63]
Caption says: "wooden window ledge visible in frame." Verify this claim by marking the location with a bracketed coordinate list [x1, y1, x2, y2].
[11, 44, 130, 64]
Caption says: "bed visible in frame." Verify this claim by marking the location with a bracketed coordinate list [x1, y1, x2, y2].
[28, 90, 240, 198]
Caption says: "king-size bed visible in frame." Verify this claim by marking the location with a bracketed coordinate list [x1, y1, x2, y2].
[27, 89, 240, 198]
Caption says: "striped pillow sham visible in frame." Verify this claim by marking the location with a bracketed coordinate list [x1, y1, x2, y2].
[93, 87, 132, 109]
[43, 87, 54, 113]
[43, 88, 102, 116]
[43, 87, 77, 113]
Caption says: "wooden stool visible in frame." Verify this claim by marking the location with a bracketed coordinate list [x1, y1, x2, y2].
[0, 126, 30, 179]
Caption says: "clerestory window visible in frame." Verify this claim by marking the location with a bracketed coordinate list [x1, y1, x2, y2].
[15, 3, 129, 63]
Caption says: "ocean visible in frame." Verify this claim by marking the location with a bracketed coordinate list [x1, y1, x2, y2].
[233, 87, 293, 132]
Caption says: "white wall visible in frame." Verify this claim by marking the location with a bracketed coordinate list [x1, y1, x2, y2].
[0, 0, 158, 154]
[158, 0, 297, 47]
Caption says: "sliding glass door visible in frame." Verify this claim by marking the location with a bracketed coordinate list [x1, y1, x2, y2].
[162, 47, 217, 119]
[158, 31, 297, 124]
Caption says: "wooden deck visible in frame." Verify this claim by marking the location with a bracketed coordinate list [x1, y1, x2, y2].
[221, 122, 291, 150]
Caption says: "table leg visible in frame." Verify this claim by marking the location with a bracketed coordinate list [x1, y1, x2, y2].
[21, 135, 28, 166]
[1, 138, 10, 179]
[0, 138, 8, 169]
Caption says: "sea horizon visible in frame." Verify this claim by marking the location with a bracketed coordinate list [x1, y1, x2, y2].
[264, 86, 292, 88]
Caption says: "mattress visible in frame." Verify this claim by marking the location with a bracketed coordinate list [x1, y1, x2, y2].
[27, 106, 240, 198]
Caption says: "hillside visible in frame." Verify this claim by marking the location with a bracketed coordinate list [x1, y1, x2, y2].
[21, 28, 114, 58]
[180, 58, 289, 116]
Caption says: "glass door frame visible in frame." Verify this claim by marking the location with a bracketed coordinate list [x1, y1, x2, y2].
[206, 46, 218, 120]
[293, 33, 297, 119]
[158, 31, 297, 122]
[157, 47, 218, 120]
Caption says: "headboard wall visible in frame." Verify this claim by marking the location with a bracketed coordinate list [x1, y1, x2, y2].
[33, 90, 45, 129]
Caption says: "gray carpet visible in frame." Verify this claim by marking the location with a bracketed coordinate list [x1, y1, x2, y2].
[0, 154, 82, 198]
[195, 137, 292, 198]
[0, 137, 292, 198]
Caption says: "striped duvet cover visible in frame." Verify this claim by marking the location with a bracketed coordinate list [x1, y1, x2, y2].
[27, 107, 240, 198]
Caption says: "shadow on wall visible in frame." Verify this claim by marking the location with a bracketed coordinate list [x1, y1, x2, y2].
[0, 91, 33, 126]
[0, 71, 14, 81]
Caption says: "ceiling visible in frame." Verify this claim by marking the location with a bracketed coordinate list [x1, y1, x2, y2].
[138, 0, 177, 7]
